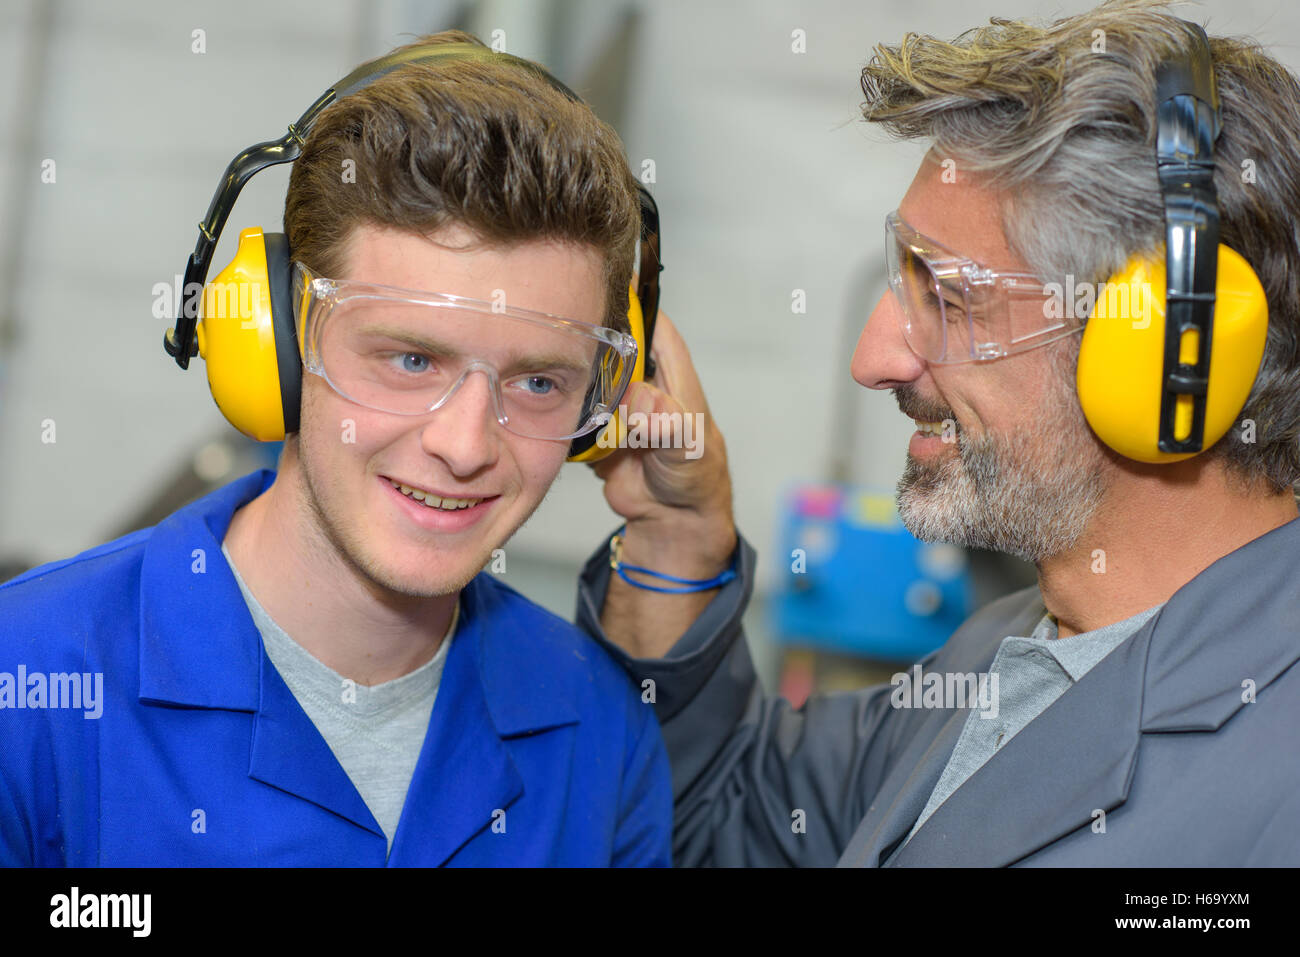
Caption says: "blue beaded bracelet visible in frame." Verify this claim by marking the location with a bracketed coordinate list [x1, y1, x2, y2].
[609, 526, 737, 594]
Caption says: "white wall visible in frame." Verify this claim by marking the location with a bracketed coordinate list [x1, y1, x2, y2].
[2, 0, 1298, 597]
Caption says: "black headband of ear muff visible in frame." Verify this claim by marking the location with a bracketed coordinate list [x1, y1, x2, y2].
[1154, 19, 1221, 454]
[164, 42, 661, 377]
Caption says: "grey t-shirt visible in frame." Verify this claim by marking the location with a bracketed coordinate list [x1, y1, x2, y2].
[221, 542, 454, 854]
[887, 601, 1164, 862]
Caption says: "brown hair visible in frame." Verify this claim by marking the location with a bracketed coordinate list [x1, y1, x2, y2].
[283, 30, 640, 332]
[860, 0, 1300, 493]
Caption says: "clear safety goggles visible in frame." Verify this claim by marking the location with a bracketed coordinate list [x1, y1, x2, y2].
[885, 210, 1084, 363]
[292, 262, 638, 442]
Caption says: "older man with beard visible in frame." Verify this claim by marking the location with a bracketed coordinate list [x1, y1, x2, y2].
[574, 0, 1300, 866]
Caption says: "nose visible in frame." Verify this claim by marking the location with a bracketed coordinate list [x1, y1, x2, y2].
[420, 366, 501, 477]
[851, 289, 927, 390]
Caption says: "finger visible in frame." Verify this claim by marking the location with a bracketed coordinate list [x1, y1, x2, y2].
[623, 380, 702, 465]
[644, 311, 711, 416]
[590, 453, 623, 481]
[586, 382, 680, 477]
[588, 435, 645, 480]
[625, 379, 686, 421]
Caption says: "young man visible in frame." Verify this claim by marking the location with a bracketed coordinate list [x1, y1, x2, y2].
[580, 0, 1300, 865]
[0, 32, 670, 866]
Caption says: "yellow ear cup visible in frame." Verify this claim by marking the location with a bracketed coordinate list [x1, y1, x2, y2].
[566, 284, 647, 463]
[195, 227, 289, 441]
[1077, 244, 1268, 463]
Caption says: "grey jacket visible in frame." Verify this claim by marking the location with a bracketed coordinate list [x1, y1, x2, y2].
[575, 516, 1300, 866]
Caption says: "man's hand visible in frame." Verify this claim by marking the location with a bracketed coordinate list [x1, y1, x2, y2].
[591, 311, 738, 658]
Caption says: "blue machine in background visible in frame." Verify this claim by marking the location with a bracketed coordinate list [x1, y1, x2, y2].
[771, 483, 973, 664]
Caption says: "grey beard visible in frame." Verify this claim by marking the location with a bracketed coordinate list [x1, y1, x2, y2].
[896, 400, 1111, 565]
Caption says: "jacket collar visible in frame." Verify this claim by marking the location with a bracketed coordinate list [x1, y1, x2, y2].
[138, 467, 579, 730]
[1140, 514, 1300, 731]
[877, 514, 1300, 867]
[136, 468, 580, 856]
[137, 468, 272, 712]
[840, 590, 1046, 867]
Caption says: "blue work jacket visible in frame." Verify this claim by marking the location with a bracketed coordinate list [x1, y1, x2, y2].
[0, 469, 671, 866]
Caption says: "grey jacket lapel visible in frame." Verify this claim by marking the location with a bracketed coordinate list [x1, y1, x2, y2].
[873, 515, 1300, 867]
[838, 587, 1047, 867]
[1139, 514, 1300, 732]
[887, 622, 1150, 866]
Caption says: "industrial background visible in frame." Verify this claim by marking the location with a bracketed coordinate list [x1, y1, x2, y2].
[1, 0, 1296, 689]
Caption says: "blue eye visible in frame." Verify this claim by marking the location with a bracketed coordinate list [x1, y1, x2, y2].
[523, 376, 555, 395]
[398, 353, 429, 373]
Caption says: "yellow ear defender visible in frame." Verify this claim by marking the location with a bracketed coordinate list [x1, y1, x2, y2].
[165, 42, 661, 464]
[1077, 245, 1267, 463]
[193, 227, 298, 442]
[1076, 19, 1268, 464]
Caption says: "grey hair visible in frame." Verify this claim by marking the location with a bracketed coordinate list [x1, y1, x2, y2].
[861, 0, 1300, 493]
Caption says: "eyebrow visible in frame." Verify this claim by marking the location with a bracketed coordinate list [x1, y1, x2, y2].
[898, 215, 1025, 278]
[902, 247, 965, 298]
[359, 325, 593, 376]
[922, 274, 965, 300]
[361, 326, 465, 358]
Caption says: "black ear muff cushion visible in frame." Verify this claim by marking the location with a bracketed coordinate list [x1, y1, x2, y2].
[263, 233, 301, 434]
[567, 432, 597, 459]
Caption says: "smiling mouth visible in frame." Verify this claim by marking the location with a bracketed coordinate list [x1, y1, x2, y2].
[911, 418, 949, 436]
[384, 477, 493, 511]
